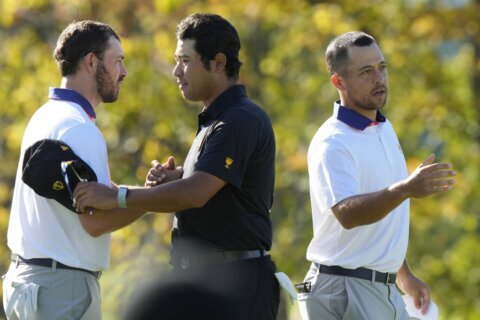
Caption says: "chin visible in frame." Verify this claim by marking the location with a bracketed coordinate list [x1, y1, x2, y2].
[182, 93, 200, 103]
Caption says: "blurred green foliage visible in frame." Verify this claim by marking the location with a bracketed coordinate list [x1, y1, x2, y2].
[0, 0, 479, 319]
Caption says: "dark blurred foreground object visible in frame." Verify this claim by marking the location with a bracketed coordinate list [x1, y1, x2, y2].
[124, 276, 238, 320]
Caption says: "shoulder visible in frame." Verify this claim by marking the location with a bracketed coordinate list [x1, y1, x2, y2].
[310, 117, 351, 145]
[308, 118, 355, 160]
[23, 101, 98, 146]
[223, 98, 272, 129]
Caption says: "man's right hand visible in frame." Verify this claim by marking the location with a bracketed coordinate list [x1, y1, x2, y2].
[145, 157, 183, 187]
[400, 153, 456, 198]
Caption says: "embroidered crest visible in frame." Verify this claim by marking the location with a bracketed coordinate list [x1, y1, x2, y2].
[224, 157, 233, 169]
[52, 180, 64, 191]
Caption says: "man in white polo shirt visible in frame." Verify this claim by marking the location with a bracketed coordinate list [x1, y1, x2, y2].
[2, 21, 148, 319]
[298, 31, 456, 319]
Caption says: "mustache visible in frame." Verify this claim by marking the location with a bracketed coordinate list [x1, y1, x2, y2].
[372, 86, 387, 93]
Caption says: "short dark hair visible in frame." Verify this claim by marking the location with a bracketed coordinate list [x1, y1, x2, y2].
[326, 31, 377, 76]
[54, 20, 120, 76]
[176, 13, 242, 80]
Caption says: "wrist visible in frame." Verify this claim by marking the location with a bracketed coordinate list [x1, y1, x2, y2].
[389, 180, 410, 200]
[117, 185, 129, 208]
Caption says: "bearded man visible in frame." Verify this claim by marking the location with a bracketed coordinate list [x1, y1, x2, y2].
[3, 20, 146, 320]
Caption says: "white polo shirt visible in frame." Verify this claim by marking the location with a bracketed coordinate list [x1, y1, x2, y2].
[306, 102, 409, 273]
[7, 88, 111, 271]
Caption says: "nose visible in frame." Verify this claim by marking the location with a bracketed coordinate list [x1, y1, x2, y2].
[173, 62, 182, 78]
[373, 68, 386, 84]
[121, 63, 128, 78]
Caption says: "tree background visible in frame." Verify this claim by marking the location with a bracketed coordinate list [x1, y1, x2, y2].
[0, 0, 479, 319]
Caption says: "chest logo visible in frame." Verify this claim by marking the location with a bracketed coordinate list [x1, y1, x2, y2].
[224, 157, 234, 169]
[52, 180, 64, 191]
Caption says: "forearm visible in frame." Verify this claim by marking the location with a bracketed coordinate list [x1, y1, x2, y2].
[397, 259, 411, 284]
[74, 171, 225, 213]
[79, 208, 145, 237]
[395, 259, 430, 313]
[125, 172, 224, 213]
[127, 181, 202, 212]
[332, 180, 409, 229]
[395, 259, 411, 294]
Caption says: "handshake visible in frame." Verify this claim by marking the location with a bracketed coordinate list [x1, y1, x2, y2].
[144, 156, 184, 187]
[72, 156, 184, 213]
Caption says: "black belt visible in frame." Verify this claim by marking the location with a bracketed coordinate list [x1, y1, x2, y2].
[11, 254, 101, 279]
[177, 250, 269, 269]
[315, 263, 396, 285]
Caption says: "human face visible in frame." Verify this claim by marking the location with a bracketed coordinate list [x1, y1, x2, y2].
[173, 39, 217, 105]
[337, 43, 388, 118]
[95, 37, 127, 103]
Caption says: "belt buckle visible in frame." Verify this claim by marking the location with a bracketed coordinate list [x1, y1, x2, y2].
[385, 273, 393, 285]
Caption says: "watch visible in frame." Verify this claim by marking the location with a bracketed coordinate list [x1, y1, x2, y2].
[117, 185, 129, 208]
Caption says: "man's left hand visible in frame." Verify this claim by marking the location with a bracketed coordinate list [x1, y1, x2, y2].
[396, 268, 430, 315]
[145, 157, 183, 187]
[74, 182, 117, 213]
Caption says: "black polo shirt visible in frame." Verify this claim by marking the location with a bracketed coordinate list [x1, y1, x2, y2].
[171, 85, 275, 260]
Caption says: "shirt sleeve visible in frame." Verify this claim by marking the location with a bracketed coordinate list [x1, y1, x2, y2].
[195, 111, 259, 188]
[308, 138, 360, 215]
[60, 123, 111, 186]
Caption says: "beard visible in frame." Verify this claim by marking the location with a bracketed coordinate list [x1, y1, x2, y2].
[95, 61, 119, 103]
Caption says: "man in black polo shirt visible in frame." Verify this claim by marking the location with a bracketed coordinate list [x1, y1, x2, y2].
[74, 13, 279, 319]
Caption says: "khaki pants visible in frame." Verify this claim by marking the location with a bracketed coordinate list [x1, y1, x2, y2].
[3, 262, 101, 320]
[298, 264, 410, 320]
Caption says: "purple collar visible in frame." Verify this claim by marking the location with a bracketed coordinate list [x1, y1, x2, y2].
[49, 88, 96, 120]
[335, 101, 386, 130]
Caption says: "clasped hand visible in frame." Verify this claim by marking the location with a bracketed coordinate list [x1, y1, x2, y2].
[73, 156, 183, 213]
[145, 156, 183, 187]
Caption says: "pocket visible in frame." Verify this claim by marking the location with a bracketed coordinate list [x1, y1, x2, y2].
[79, 276, 101, 320]
[4, 281, 41, 319]
[296, 268, 317, 301]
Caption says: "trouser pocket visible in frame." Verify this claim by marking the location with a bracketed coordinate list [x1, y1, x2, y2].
[3, 265, 42, 320]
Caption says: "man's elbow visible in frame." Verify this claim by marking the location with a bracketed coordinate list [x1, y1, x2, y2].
[183, 189, 214, 208]
[333, 211, 357, 230]
[338, 219, 356, 230]
[85, 226, 106, 238]
[81, 220, 108, 238]
[187, 195, 209, 209]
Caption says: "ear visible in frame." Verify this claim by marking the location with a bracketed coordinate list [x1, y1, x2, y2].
[213, 53, 227, 73]
[330, 74, 345, 90]
[82, 52, 97, 74]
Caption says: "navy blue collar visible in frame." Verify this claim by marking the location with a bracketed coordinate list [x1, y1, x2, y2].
[197, 85, 246, 132]
[49, 88, 96, 120]
[203, 84, 246, 119]
[335, 101, 386, 130]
